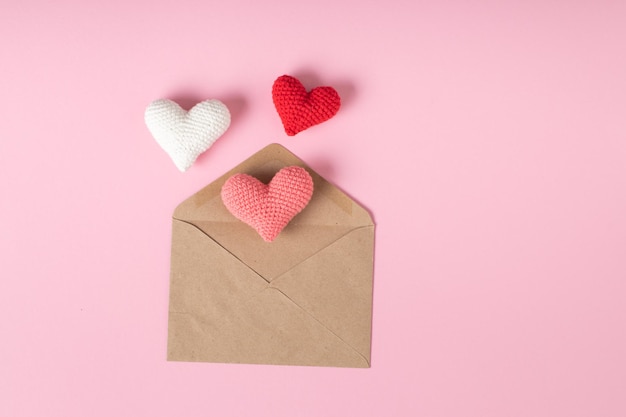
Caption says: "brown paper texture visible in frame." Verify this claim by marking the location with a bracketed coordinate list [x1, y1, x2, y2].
[167, 143, 375, 367]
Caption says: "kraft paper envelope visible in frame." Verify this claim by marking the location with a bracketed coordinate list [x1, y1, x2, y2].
[167, 143, 375, 367]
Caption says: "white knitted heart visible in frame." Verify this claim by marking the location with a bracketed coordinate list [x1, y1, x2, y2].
[145, 98, 231, 172]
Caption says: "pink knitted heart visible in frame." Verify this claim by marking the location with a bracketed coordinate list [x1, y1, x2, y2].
[221, 166, 314, 242]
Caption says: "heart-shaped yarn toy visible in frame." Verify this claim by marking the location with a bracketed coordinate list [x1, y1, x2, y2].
[221, 166, 314, 242]
[145, 98, 230, 172]
[272, 75, 341, 136]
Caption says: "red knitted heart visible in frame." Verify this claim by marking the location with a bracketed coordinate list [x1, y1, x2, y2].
[272, 75, 341, 136]
[221, 166, 314, 242]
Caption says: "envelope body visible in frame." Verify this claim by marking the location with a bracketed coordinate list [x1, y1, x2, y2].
[167, 144, 375, 368]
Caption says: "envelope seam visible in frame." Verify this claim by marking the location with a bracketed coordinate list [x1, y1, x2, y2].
[265, 287, 371, 367]
[268, 225, 374, 286]
[174, 218, 271, 284]
[174, 219, 373, 286]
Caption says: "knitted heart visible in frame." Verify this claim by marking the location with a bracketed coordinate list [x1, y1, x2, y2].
[221, 166, 314, 242]
[272, 75, 341, 136]
[145, 98, 230, 172]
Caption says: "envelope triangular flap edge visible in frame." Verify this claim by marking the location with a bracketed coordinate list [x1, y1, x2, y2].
[174, 143, 372, 226]
[167, 220, 370, 368]
[172, 144, 374, 281]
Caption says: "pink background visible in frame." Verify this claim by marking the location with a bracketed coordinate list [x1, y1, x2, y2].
[1, 1, 625, 416]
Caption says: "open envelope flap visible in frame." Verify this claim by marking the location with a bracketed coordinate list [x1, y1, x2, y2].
[168, 220, 371, 367]
[173, 144, 374, 280]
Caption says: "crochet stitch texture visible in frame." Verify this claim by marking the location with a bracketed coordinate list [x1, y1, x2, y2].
[145, 98, 230, 172]
[272, 75, 341, 136]
[221, 166, 314, 242]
